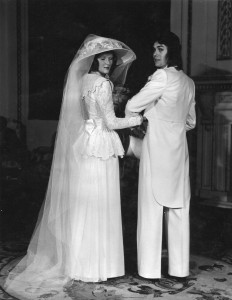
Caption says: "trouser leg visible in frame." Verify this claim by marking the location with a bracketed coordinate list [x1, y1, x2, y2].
[137, 139, 163, 278]
[165, 201, 190, 277]
[137, 190, 163, 278]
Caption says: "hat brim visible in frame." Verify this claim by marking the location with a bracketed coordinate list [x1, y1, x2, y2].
[79, 48, 136, 66]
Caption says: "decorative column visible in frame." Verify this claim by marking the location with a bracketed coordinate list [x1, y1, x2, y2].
[0, 0, 18, 119]
[0, 0, 28, 130]
[17, 0, 29, 142]
[170, 0, 190, 74]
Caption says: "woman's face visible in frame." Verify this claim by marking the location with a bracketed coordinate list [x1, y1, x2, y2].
[97, 52, 114, 75]
[153, 42, 168, 68]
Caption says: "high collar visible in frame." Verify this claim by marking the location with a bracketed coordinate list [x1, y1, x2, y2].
[90, 71, 109, 79]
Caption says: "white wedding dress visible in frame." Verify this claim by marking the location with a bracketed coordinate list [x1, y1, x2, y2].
[3, 73, 141, 300]
[69, 73, 139, 281]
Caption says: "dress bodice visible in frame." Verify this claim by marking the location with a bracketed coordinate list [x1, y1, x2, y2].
[82, 74, 140, 129]
[73, 73, 141, 160]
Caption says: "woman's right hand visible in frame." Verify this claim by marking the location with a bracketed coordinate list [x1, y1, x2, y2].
[128, 115, 143, 127]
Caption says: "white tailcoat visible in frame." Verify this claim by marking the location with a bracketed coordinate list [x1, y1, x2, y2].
[126, 67, 196, 208]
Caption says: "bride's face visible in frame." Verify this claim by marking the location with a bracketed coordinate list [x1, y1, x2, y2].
[97, 53, 114, 75]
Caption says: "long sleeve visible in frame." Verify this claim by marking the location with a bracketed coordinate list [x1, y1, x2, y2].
[95, 79, 142, 130]
[125, 69, 167, 114]
[186, 99, 196, 131]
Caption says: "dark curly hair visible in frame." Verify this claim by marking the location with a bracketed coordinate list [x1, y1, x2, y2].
[89, 51, 117, 75]
[155, 31, 183, 70]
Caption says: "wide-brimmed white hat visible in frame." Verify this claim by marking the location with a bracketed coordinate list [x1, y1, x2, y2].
[76, 34, 136, 65]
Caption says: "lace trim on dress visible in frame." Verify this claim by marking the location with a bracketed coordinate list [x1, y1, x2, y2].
[72, 119, 125, 161]
[82, 74, 113, 97]
[74, 74, 141, 160]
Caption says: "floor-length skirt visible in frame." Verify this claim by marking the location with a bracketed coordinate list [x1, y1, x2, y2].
[68, 155, 125, 281]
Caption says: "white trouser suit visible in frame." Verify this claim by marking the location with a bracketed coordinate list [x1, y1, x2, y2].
[125, 67, 196, 278]
[137, 133, 190, 278]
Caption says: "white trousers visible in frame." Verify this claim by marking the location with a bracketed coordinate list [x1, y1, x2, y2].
[137, 143, 190, 278]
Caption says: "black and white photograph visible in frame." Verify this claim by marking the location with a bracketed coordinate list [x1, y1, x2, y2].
[0, 0, 232, 299]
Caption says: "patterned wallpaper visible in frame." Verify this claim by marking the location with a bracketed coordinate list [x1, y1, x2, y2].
[217, 0, 232, 60]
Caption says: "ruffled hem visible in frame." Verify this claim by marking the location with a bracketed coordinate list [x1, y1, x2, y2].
[73, 127, 124, 161]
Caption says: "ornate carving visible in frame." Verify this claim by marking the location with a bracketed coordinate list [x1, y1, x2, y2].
[194, 77, 232, 92]
[196, 91, 232, 208]
[217, 0, 232, 60]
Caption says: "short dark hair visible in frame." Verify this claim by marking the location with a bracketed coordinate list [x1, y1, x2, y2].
[156, 31, 183, 70]
[89, 51, 117, 74]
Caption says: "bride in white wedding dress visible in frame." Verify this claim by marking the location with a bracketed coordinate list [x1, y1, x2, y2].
[3, 34, 142, 299]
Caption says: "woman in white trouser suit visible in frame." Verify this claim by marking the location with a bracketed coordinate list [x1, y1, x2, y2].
[125, 31, 196, 279]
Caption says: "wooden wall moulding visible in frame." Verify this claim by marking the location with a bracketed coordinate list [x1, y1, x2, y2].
[194, 76, 232, 92]
[195, 84, 232, 209]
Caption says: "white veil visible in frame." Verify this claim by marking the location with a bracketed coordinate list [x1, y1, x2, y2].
[3, 34, 136, 299]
